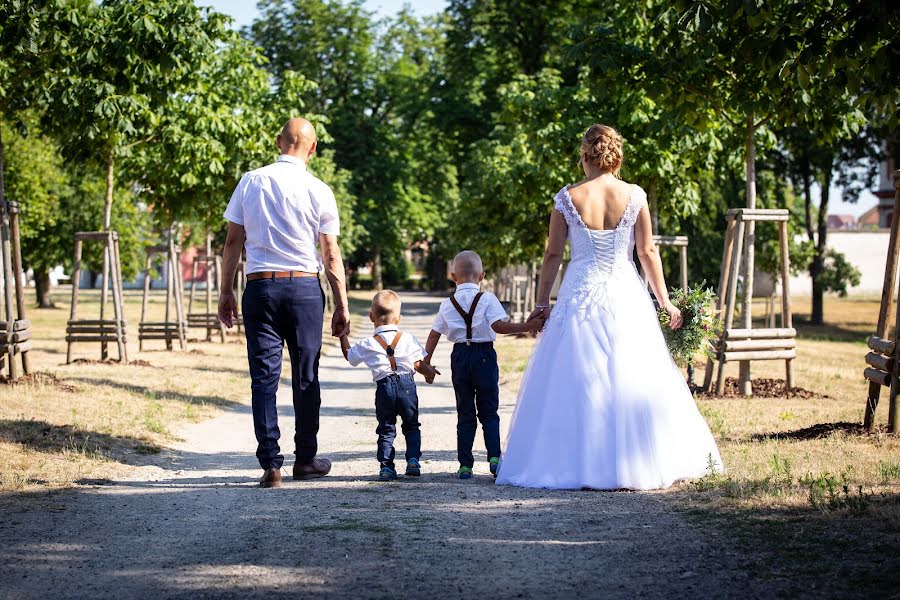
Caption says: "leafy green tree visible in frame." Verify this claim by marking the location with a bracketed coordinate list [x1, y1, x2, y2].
[440, 0, 600, 157]
[1, 1, 176, 306]
[45, 0, 229, 231]
[442, 2, 723, 270]
[0, 0, 91, 237]
[130, 29, 359, 261]
[2, 119, 151, 306]
[249, 2, 452, 289]
[1, 118, 69, 307]
[774, 125, 879, 323]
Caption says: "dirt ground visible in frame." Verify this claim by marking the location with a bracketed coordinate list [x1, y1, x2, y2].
[0, 292, 806, 599]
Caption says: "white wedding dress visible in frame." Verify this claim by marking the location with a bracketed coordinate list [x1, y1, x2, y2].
[496, 184, 723, 490]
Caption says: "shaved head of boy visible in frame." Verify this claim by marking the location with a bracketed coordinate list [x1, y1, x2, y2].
[370, 290, 402, 325]
[451, 250, 484, 283]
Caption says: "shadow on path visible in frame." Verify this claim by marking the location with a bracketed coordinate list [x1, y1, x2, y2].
[0, 467, 783, 599]
[66, 378, 242, 409]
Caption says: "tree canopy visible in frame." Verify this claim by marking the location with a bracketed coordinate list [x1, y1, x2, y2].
[0, 0, 896, 316]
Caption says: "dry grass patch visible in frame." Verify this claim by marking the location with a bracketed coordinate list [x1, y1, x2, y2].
[3, 283, 348, 498]
[0, 288, 252, 495]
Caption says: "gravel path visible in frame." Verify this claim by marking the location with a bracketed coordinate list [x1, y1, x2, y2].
[0, 294, 778, 599]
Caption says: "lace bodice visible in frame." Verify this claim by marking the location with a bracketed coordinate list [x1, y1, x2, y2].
[546, 184, 648, 327]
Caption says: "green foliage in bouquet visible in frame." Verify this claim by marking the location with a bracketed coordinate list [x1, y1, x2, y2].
[658, 284, 723, 368]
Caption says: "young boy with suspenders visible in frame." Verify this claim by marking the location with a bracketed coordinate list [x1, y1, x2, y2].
[341, 290, 439, 481]
[424, 251, 544, 479]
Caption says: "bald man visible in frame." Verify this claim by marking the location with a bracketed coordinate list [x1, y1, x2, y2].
[219, 118, 350, 488]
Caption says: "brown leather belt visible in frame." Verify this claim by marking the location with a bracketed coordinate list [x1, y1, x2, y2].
[246, 270, 318, 281]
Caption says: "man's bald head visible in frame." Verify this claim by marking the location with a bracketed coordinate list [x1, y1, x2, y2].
[452, 250, 484, 282]
[277, 117, 317, 161]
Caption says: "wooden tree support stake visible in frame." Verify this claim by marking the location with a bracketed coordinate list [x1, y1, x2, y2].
[66, 231, 127, 364]
[187, 232, 227, 343]
[138, 233, 188, 352]
[704, 209, 794, 396]
[864, 170, 900, 433]
[0, 201, 31, 379]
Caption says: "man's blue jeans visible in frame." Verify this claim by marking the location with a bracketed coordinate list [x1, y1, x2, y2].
[242, 276, 324, 470]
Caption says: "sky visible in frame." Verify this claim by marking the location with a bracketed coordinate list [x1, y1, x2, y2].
[202, 0, 446, 29]
[201, 0, 879, 218]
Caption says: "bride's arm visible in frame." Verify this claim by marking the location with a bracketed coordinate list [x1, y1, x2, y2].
[635, 206, 683, 330]
[526, 210, 568, 322]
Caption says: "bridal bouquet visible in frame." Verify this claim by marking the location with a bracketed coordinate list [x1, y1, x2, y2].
[657, 284, 722, 368]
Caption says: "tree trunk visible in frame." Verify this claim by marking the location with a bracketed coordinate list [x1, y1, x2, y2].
[0, 114, 5, 209]
[35, 270, 55, 308]
[648, 177, 659, 235]
[103, 152, 114, 230]
[810, 168, 832, 325]
[372, 247, 383, 291]
[739, 116, 757, 396]
[429, 253, 447, 291]
[801, 154, 815, 242]
[744, 118, 757, 210]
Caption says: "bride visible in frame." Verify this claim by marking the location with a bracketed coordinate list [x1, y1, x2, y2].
[496, 124, 723, 491]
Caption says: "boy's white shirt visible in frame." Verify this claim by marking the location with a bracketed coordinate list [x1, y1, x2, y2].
[346, 325, 427, 382]
[431, 282, 509, 344]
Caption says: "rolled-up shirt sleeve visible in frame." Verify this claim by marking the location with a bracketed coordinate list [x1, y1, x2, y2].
[318, 187, 340, 236]
[223, 174, 249, 225]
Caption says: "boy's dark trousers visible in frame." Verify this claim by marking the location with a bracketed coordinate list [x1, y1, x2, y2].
[374, 372, 422, 469]
[450, 342, 501, 468]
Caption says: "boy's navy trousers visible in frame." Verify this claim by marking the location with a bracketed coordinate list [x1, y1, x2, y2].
[451, 342, 501, 468]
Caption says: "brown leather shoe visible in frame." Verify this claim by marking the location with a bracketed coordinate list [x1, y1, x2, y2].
[260, 467, 283, 488]
[293, 457, 332, 480]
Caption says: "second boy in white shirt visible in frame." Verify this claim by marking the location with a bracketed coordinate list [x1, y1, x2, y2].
[424, 250, 544, 479]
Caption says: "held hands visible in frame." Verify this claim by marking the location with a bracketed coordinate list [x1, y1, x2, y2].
[217, 292, 238, 329]
[663, 301, 683, 330]
[424, 363, 441, 385]
[417, 360, 441, 384]
[331, 307, 351, 338]
[525, 317, 545, 333]
[526, 305, 552, 324]
[525, 305, 551, 333]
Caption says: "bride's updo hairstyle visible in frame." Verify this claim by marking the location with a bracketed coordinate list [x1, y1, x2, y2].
[580, 124, 623, 176]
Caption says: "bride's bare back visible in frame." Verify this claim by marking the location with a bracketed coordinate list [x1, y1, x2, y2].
[567, 176, 635, 231]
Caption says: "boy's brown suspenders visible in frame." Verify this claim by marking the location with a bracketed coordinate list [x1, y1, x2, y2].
[449, 292, 484, 345]
[373, 331, 404, 372]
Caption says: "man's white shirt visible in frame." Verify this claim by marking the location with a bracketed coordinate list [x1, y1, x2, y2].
[431, 283, 509, 344]
[346, 325, 427, 382]
[223, 154, 340, 274]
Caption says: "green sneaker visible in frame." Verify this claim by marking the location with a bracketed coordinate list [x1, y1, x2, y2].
[457, 465, 473, 479]
[489, 457, 500, 478]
